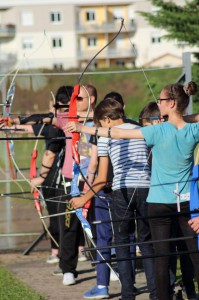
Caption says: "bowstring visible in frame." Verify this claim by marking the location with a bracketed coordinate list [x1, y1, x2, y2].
[117, 21, 156, 228]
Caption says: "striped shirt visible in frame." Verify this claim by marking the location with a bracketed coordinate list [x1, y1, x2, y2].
[98, 123, 151, 191]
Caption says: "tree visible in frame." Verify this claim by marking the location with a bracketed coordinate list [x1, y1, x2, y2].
[139, 0, 199, 47]
[139, 0, 199, 113]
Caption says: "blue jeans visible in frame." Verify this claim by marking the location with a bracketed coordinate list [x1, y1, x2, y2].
[95, 190, 136, 286]
[112, 188, 156, 300]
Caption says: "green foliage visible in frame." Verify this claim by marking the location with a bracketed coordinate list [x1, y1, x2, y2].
[10, 66, 182, 121]
[139, 0, 199, 47]
[0, 265, 45, 300]
[138, 0, 199, 112]
[192, 64, 199, 112]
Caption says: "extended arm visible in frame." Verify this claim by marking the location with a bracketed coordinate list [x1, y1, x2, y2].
[1, 124, 34, 134]
[66, 122, 144, 140]
[184, 113, 199, 123]
[3, 113, 57, 126]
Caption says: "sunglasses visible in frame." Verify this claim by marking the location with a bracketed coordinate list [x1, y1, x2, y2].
[76, 96, 88, 101]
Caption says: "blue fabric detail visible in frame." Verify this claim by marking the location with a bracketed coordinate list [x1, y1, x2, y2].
[190, 164, 199, 249]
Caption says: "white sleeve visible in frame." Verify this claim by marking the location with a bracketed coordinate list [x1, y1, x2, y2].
[97, 136, 109, 157]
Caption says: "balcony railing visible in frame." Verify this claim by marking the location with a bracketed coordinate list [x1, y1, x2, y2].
[77, 47, 136, 60]
[0, 24, 16, 39]
[76, 20, 136, 34]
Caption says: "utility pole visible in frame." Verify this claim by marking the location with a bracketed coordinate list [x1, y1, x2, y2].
[175, 52, 192, 114]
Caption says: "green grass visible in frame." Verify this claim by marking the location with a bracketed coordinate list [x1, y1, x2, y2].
[0, 265, 45, 300]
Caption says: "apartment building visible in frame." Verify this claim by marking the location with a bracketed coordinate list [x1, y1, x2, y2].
[0, 0, 198, 72]
[76, 1, 136, 69]
[0, 1, 77, 71]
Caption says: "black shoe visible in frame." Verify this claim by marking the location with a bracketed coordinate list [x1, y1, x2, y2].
[133, 286, 139, 295]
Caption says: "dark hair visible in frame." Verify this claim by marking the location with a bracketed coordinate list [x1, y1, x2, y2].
[139, 102, 160, 126]
[163, 81, 197, 114]
[103, 91, 124, 107]
[55, 86, 73, 104]
[83, 84, 97, 104]
[94, 98, 124, 126]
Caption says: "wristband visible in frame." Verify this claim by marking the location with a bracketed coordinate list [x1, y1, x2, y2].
[108, 127, 112, 138]
[42, 164, 52, 170]
[87, 170, 95, 175]
[39, 173, 46, 179]
[95, 128, 98, 138]
[18, 116, 27, 125]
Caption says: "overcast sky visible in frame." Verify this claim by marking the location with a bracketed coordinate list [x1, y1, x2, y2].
[0, 0, 147, 8]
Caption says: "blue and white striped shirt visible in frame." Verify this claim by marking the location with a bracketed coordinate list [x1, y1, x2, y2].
[98, 123, 151, 191]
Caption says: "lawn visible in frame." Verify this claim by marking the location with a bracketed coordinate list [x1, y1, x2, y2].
[0, 265, 45, 300]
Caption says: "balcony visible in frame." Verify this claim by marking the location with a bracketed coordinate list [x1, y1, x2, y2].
[76, 20, 136, 34]
[0, 24, 16, 40]
[77, 47, 136, 60]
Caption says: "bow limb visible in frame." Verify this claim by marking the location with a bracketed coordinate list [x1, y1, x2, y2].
[68, 85, 93, 237]
[77, 18, 124, 84]
[1, 74, 28, 195]
[68, 18, 124, 248]
[72, 19, 125, 198]
[3, 81, 17, 179]
[80, 85, 92, 214]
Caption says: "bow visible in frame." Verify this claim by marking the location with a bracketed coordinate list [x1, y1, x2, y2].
[68, 18, 126, 239]
[68, 87, 120, 278]
[68, 84, 93, 238]
[0, 75, 28, 195]
[2, 81, 16, 179]
[29, 124, 59, 248]
[2, 79, 59, 245]
[67, 21, 127, 278]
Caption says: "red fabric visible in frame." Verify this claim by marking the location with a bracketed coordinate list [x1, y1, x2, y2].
[30, 149, 42, 213]
[30, 149, 38, 179]
[68, 84, 80, 164]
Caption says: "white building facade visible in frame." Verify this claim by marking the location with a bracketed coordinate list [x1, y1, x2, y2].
[0, 1, 77, 71]
[0, 0, 198, 72]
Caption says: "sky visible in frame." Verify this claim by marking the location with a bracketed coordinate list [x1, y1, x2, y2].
[0, 0, 146, 8]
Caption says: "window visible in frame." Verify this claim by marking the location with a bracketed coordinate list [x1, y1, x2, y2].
[22, 37, 33, 49]
[116, 60, 125, 67]
[53, 63, 63, 70]
[86, 10, 96, 22]
[21, 12, 34, 26]
[87, 36, 97, 47]
[50, 12, 62, 23]
[52, 37, 62, 48]
[151, 32, 161, 44]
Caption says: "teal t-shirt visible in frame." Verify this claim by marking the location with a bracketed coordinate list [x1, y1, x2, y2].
[140, 122, 199, 204]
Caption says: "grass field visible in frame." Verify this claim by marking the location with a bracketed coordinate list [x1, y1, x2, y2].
[0, 265, 45, 300]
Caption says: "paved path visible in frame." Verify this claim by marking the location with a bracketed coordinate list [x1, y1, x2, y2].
[0, 250, 152, 300]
